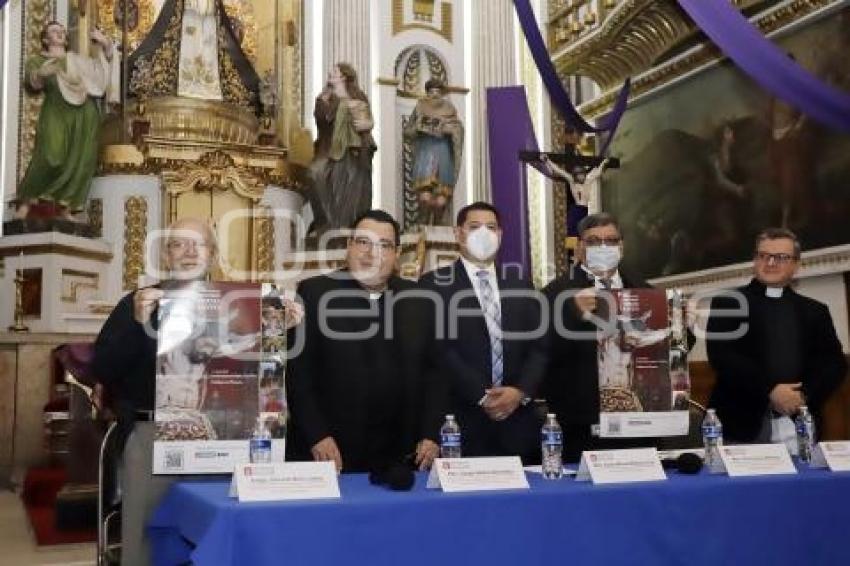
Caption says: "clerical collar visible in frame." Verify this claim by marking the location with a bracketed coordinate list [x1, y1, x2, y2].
[765, 286, 784, 299]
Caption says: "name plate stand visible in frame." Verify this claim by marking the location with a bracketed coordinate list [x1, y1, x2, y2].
[229, 461, 341, 502]
[575, 448, 667, 484]
[811, 441, 850, 472]
[718, 444, 797, 477]
[426, 457, 529, 492]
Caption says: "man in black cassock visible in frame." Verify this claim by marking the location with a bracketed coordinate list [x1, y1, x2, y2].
[286, 210, 441, 473]
[707, 228, 846, 444]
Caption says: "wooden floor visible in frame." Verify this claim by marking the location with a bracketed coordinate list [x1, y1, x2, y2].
[0, 490, 95, 566]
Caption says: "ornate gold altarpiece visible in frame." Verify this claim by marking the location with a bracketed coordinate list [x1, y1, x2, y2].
[15, 0, 309, 282]
[86, 0, 310, 282]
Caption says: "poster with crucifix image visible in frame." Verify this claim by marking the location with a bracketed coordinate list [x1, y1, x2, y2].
[152, 282, 287, 474]
[597, 288, 691, 438]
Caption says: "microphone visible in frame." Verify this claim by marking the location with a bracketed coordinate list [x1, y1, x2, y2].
[661, 452, 703, 474]
[369, 461, 415, 491]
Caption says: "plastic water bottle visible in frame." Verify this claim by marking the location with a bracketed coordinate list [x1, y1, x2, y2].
[541, 413, 564, 480]
[796, 405, 816, 463]
[702, 409, 724, 473]
[440, 415, 462, 459]
[249, 418, 272, 464]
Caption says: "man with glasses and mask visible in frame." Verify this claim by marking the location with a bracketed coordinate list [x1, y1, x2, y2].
[707, 228, 846, 444]
[542, 212, 654, 462]
[419, 202, 548, 463]
[286, 210, 441, 473]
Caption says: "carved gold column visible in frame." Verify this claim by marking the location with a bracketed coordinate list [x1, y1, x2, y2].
[123, 196, 148, 290]
[17, 0, 52, 183]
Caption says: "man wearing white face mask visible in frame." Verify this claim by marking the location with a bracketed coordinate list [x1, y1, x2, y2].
[420, 202, 548, 463]
[542, 213, 654, 462]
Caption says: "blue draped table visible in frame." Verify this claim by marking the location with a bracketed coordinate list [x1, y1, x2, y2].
[149, 465, 850, 566]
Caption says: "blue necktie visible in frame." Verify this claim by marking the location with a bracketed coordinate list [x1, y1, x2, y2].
[476, 270, 503, 386]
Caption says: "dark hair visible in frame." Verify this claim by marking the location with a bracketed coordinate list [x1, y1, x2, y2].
[577, 212, 621, 239]
[351, 209, 401, 246]
[456, 201, 501, 227]
[755, 227, 801, 258]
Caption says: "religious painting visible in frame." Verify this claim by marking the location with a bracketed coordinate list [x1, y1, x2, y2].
[602, 8, 850, 279]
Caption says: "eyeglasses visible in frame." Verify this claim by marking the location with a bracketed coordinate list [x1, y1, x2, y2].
[583, 237, 621, 246]
[167, 239, 209, 253]
[755, 251, 798, 264]
[352, 236, 396, 253]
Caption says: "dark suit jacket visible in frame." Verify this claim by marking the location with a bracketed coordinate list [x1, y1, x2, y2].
[707, 279, 846, 442]
[286, 271, 438, 472]
[419, 260, 548, 462]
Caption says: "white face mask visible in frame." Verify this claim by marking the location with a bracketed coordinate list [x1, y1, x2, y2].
[466, 226, 500, 263]
[585, 245, 621, 273]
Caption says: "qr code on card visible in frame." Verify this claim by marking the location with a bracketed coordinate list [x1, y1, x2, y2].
[607, 417, 621, 435]
[164, 448, 185, 471]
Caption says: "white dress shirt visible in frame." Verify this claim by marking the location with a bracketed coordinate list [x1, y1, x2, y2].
[581, 265, 624, 290]
[460, 256, 500, 308]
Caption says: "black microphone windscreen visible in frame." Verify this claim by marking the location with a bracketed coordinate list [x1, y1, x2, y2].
[383, 463, 415, 491]
[676, 452, 703, 474]
[368, 470, 384, 485]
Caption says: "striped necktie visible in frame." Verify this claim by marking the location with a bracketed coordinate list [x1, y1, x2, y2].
[476, 270, 503, 386]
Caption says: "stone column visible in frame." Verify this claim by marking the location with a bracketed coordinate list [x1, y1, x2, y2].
[470, 0, 518, 202]
[323, 0, 371, 83]
[0, 1, 24, 215]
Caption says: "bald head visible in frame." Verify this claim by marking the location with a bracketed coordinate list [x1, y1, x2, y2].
[163, 218, 217, 280]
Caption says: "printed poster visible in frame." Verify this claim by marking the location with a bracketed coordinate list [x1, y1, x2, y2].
[598, 288, 690, 438]
[153, 282, 287, 474]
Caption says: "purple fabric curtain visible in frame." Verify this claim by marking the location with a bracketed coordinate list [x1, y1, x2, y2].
[679, 0, 850, 132]
[487, 87, 538, 280]
[513, 0, 631, 150]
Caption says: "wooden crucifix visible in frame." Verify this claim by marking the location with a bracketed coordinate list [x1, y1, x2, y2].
[519, 127, 620, 236]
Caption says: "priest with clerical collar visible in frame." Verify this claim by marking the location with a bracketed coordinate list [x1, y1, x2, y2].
[707, 227, 846, 445]
[285, 209, 441, 474]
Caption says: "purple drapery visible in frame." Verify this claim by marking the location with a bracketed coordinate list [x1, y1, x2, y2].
[512, 0, 631, 152]
[487, 87, 539, 280]
[679, 0, 850, 133]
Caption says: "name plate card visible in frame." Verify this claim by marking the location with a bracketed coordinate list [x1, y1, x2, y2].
[718, 444, 797, 477]
[575, 448, 667, 484]
[811, 442, 850, 472]
[426, 457, 529, 492]
[230, 462, 341, 502]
